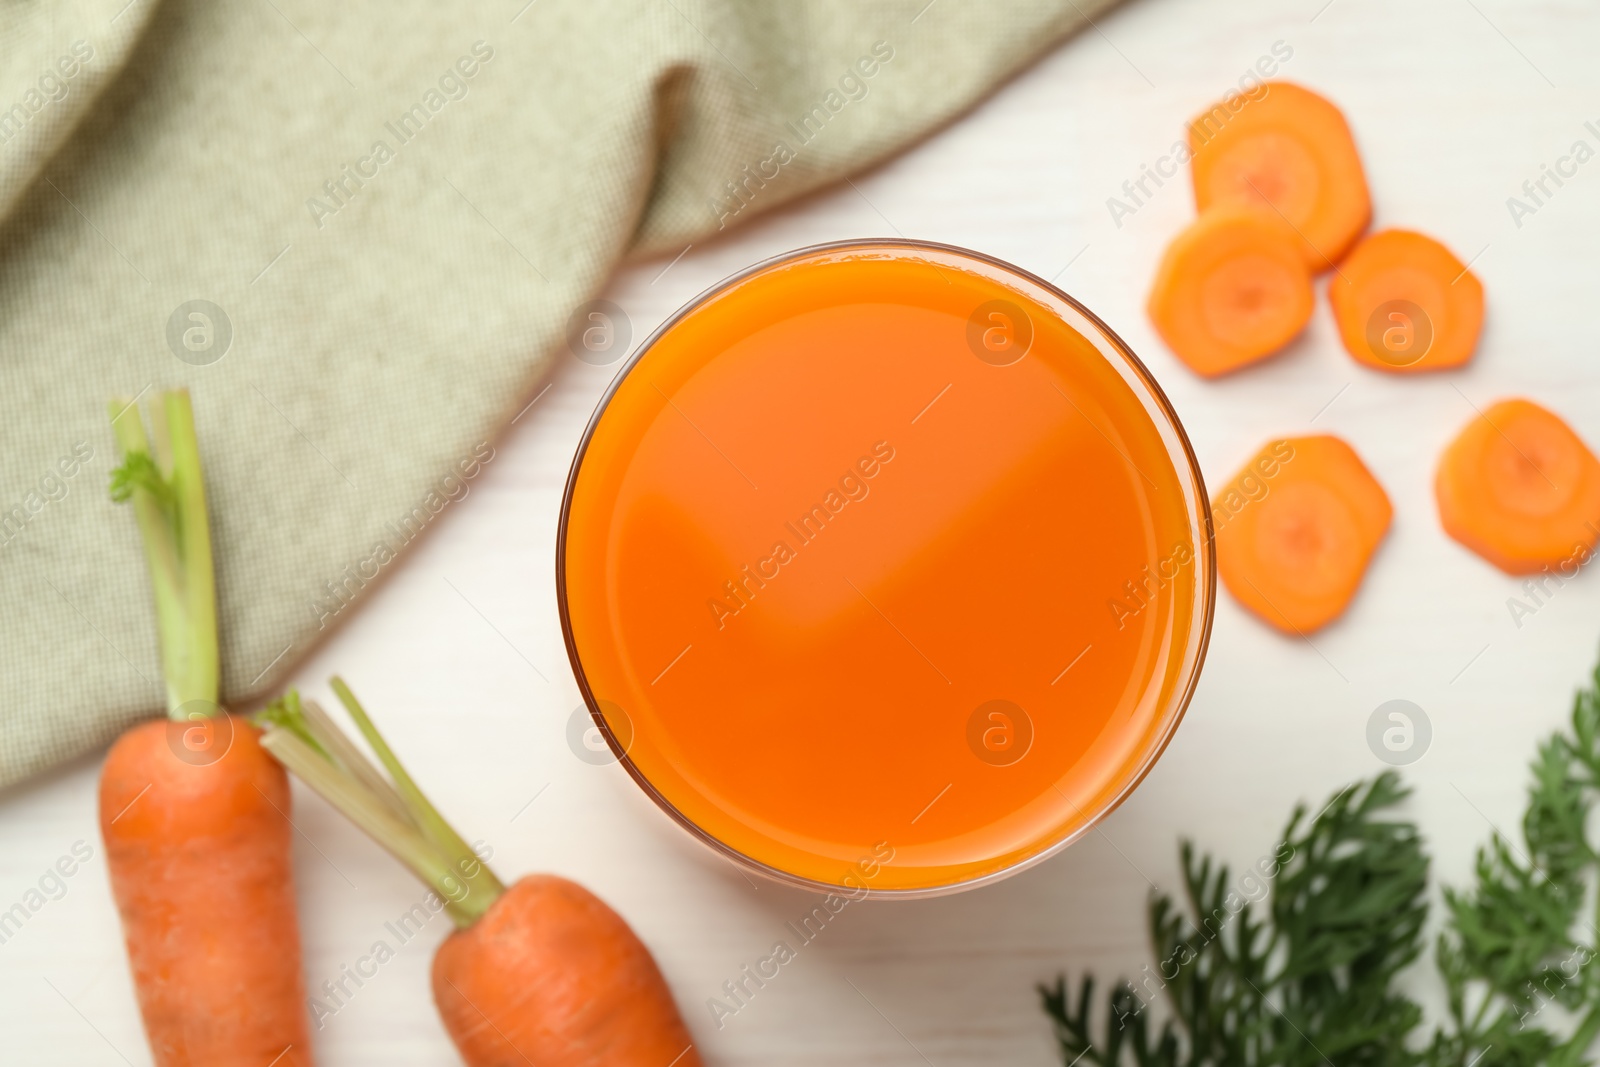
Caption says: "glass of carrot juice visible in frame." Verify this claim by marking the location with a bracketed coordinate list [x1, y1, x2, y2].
[558, 240, 1214, 898]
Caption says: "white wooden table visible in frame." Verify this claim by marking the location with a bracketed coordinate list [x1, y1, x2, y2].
[8, 1, 1600, 1062]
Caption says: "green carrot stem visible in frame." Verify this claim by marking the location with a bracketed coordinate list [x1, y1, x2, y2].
[328, 677, 499, 895]
[262, 729, 460, 889]
[108, 390, 220, 720]
[255, 687, 505, 927]
[296, 698, 414, 824]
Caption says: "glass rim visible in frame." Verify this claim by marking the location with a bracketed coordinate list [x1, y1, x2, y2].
[555, 237, 1217, 900]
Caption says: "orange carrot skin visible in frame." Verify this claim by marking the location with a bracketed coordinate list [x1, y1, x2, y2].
[433, 875, 701, 1067]
[100, 716, 313, 1067]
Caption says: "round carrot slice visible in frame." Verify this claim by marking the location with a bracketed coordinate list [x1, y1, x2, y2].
[1329, 229, 1484, 374]
[1148, 204, 1313, 377]
[1436, 398, 1600, 574]
[1213, 435, 1391, 634]
[1189, 81, 1371, 272]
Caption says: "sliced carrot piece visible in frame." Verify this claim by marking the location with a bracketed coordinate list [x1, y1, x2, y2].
[1436, 399, 1600, 574]
[1148, 205, 1313, 377]
[1189, 81, 1371, 271]
[1329, 229, 1484, 374]
[1213, 435, 1391, 634]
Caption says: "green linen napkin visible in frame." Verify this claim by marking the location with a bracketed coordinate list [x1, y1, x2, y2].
[0, 0, 1119, 788]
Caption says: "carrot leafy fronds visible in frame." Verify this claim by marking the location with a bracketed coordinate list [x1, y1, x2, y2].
[255, 682, 506, 928]
[1042, 772, 1429, 1067]
[108, 390, 219, 720]
[1043, 651, 1600, 1067]
[109, 451, 175, 508]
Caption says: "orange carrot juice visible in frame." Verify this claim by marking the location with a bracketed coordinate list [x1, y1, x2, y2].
[559, 241, 1212, 895]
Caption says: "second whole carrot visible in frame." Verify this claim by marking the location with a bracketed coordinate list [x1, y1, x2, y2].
[257, 682, 701, 1067]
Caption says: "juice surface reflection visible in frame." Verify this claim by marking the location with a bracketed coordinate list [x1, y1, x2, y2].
[563, 248, 1203, 892]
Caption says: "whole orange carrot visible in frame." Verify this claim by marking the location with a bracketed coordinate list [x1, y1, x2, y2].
[257, 682, 700, 1067]
[101, 391, 312, 1067]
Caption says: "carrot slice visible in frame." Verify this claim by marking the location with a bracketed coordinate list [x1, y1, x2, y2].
[1329, 229, 1484, 374]
[1436, 398, 1600, 574]
[1148, 205, 1314, 377]
[1213, 435, 1392, 634]
[1189, 81, 1371, 271]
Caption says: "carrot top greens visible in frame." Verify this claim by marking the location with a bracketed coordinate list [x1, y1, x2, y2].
[108, 389, 219, 720]
[1044, 654, 1600, 1067]
[255, 679, 506, 927]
